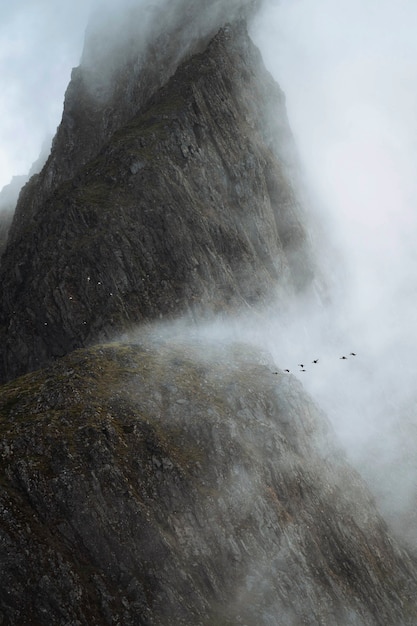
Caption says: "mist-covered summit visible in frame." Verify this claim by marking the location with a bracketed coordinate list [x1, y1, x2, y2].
[0, 6, 316, 383]
[1, 2, 417, 625]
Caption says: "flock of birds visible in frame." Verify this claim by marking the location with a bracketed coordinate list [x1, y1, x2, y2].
[274, 352, 357, 375]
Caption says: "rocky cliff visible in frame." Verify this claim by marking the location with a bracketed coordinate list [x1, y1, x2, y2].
[0, 17, 314, 383]
[1, 333, 416, 625]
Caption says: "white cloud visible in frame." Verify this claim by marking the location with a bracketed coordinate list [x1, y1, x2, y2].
[251, 0, 417, 538]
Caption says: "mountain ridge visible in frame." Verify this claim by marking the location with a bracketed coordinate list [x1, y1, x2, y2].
[1, 4, 416, 625]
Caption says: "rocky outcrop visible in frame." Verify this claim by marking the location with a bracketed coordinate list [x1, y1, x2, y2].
[0, 334, 416, 625]
[0, 21, 316, 382]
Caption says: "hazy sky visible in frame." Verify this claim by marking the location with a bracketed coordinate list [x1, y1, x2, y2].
[251, 0, 417, 537]
[0, 0, 91, 189]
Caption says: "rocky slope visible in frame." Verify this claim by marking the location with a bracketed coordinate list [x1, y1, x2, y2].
[1, 333, 416, 625]
[0, 19, 315, 383]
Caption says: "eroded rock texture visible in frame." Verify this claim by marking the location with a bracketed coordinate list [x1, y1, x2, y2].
[0, 336, 416, 625]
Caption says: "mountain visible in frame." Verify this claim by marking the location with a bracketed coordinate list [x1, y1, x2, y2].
[1, 2, 416, 625]
[0, 138, 51, 261]
[0, 18, 315, 384]
[1, 334, 416, 625]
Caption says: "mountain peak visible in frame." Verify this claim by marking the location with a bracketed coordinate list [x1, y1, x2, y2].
[0, 19, 315, 382]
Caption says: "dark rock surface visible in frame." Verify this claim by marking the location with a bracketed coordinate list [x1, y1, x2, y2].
[0, 334, 416, 625]
[0, 21, 315, 382]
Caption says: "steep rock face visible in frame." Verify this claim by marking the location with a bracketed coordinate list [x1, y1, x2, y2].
[0, 209, 13, 262]
[0, 335, 416, 625]
[0, 22, 315, 382]
[7, 0, 260, 235]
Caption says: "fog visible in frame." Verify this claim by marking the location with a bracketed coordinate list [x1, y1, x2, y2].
[1, 0, 417, 542]
[251, 0, 417, 543]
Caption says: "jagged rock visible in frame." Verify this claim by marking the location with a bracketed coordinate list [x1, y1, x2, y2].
[0, 21, 316, 382]
[0, 335, 416, 625]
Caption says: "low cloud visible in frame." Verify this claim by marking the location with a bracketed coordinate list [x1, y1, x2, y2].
[251, 0, 417, 543]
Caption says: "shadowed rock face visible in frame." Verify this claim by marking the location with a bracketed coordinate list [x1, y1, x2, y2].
[0, 22, 315, 383]
[0, 335, 416, 625]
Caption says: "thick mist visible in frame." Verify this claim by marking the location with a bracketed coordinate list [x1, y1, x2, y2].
[81, 0, 260, 101]
[0, 1, 91, 191]
[250, 0, 417, 545]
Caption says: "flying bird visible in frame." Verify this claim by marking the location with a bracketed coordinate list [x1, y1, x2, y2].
[300, 369, 306, 372]
[298, 364, 304, 368]
[312, 359, 319, 364]
[340, 356, 347, 360]
[350, 352, 356, 356]
[284, 369, 290, 373]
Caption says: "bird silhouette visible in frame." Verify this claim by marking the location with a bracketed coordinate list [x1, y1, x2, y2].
[340, 356, 347, 360]
[298, 363, 304, 368]
[284, 369, 290, 373]
[300, 369, 306, 372]
[312, 359, 319, 364]
[350, 352, 356, 356]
